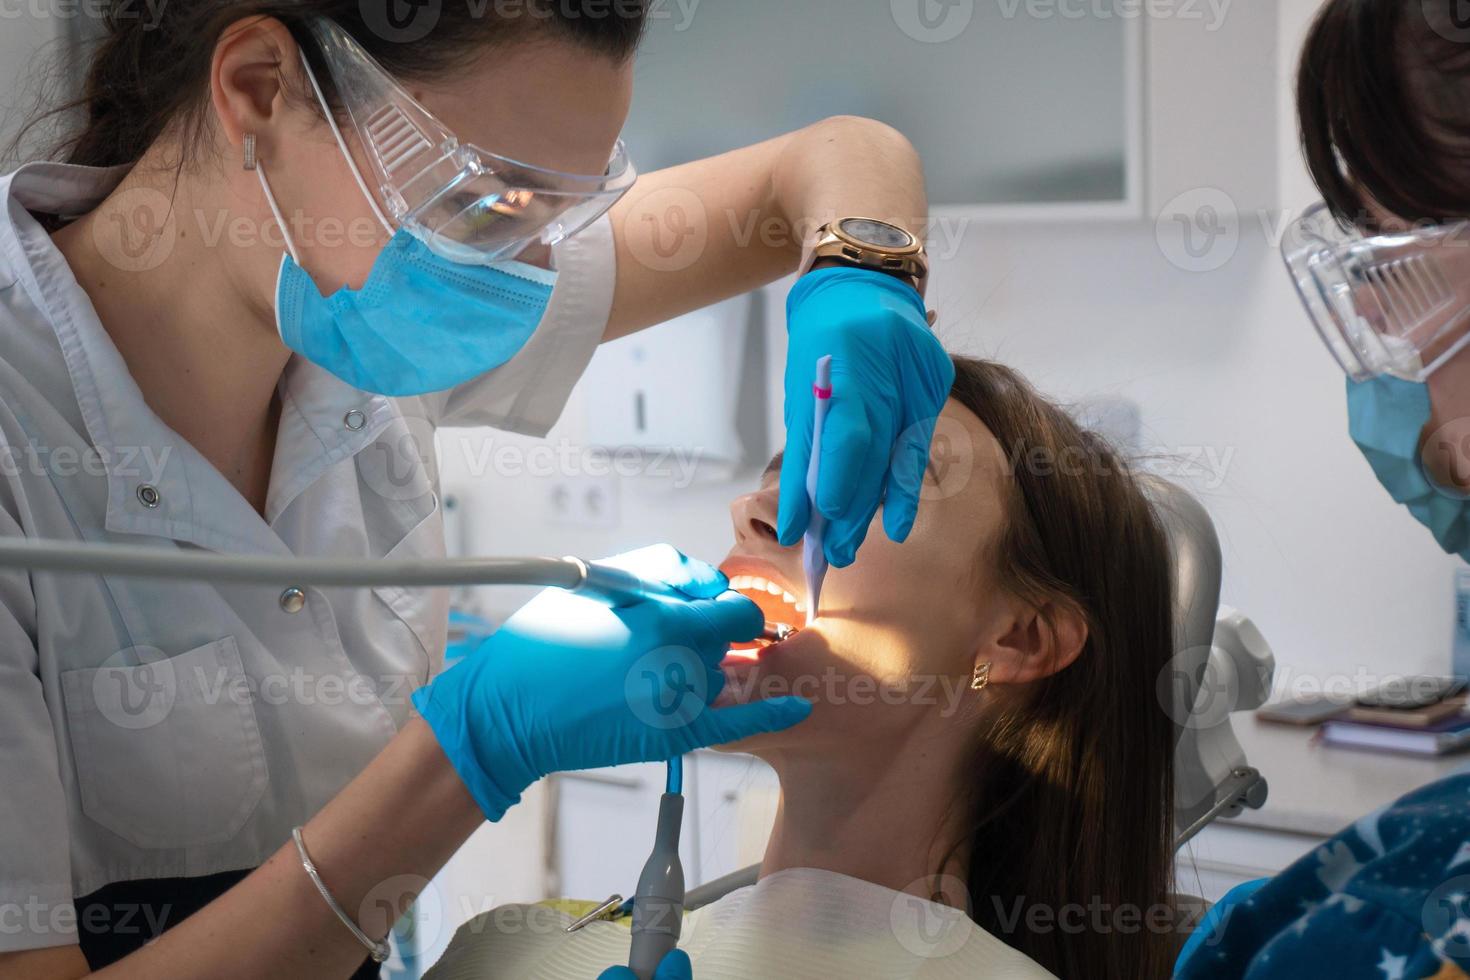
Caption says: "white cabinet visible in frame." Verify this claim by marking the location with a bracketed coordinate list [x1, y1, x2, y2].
[622, 2, 1279, 223]
[625, 1, 1135, 213]
[547, 753, 778, 903]
[1174, 717, 1470, 904]
[1177, 823, 1320, 904]
[552, 762, 692, 900]
[686, 752, 779, 886]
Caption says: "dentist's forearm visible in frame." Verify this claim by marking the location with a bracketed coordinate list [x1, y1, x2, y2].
[770, 115, 928, 247]
[97, 720, 483, 979]
[605, 116, 928, 339]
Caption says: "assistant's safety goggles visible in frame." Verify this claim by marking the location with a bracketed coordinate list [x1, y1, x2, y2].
[1283, 202, 1470, 382]
[304, 19, 638, 263]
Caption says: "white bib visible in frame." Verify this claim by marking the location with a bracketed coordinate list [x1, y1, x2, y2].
[425, 868, 1056, 979]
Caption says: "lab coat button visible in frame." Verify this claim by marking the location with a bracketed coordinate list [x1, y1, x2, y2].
[136, 484, 161, 508]
[279, 587, 307, 613]
[343, 410, 367, 431]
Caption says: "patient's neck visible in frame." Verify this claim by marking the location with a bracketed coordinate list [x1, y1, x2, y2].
[759, 726, 971, 903]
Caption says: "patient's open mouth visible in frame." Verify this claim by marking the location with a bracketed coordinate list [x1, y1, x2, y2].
[727, 573, 804, 657]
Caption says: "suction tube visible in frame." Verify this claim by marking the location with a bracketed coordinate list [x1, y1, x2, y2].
[628, 789, 686, 979]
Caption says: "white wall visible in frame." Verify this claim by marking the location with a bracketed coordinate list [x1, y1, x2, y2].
[0, 9, 65, 164]
[1279, 0, 1326, 210]
[925, 220, 1460, 691]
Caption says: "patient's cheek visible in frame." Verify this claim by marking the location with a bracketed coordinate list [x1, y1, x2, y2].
[720, 628, 924, 714]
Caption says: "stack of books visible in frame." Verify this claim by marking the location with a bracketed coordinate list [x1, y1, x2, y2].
[1321, 696, 1470, 757]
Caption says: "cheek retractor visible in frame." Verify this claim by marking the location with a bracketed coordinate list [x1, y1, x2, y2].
[803, 356, 833, 626]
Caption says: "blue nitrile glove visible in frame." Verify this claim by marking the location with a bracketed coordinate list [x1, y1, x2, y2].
[598, 949, 692, 980]
[779, 267, 955, 568]
[412, 545, 813, 821]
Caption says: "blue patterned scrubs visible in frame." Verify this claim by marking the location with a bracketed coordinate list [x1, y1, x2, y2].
[1177, 773, 1470, 979]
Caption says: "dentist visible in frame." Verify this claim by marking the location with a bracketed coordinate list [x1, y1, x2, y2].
[0, 1, 951, 977]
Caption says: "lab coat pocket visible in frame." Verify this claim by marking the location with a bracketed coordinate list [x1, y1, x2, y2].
[60, 637, 269, 850]
[372, 496, 450, 677]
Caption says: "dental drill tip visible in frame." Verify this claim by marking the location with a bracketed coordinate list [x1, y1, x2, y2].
[760, 623, 796, 643]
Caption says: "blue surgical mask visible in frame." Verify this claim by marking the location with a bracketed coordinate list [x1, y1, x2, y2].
[273, 229, 555, 397]
[1348, 374, 1470, 561]
[247, 65, 557, 397]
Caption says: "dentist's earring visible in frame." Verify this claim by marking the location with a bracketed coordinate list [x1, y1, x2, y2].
[243, 133, 257, 172]
[971, 661, 991, 692]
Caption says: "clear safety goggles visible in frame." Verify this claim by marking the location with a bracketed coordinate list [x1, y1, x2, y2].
[303, 18, 637, 263]
[1282, 202, 1470, 381]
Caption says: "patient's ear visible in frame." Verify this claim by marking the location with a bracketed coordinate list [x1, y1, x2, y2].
[981, 596, 1089, 685]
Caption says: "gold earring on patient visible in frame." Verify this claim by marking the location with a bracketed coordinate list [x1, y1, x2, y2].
[971, 661, 991, 692]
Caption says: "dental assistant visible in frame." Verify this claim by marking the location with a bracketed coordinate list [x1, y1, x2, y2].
[1174, 2, 1470, 977]
[0, 2, 954, 978]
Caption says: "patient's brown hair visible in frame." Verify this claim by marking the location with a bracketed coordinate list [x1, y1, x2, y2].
[945, 357, 1177, 979]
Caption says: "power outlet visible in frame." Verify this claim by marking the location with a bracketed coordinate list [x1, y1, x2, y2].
[545, 475, 620, 529]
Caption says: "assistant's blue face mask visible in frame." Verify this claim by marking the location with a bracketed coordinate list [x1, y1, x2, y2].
[1348, 374, 1470, 562]
[273, 230, 555, 397]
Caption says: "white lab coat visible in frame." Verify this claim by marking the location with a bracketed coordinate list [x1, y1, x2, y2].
[0, 162, 616, 954]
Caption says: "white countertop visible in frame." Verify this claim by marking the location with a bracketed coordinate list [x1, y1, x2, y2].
[1226, 715, 1470, 838]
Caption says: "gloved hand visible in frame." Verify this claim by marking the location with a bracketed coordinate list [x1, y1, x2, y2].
[779, 266, 954, 567]
[412, 545, 813, 820]
[598, 949, 692, 980]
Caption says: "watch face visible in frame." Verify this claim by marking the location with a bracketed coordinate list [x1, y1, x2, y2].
[839, 218, 912, 250]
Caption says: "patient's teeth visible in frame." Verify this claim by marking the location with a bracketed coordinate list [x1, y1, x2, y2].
[731, 576, 751, 590]
[782, 591, 797, 604]
[794, 601, 807, 613]
[765, 581, 782, 595]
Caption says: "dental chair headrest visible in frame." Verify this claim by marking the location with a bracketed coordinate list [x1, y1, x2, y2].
[1138, 476, 1224, 748]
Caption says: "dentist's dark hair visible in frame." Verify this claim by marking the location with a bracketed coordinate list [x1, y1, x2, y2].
[1298, 0, 1470, 226]
[20, 0, 646, 171]
[944, 357, 1178, 979]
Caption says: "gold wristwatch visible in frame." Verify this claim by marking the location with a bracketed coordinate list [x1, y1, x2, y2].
[803, 217, 929, 295]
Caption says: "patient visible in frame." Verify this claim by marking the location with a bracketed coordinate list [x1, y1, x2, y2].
[428, 357, 1179, 979]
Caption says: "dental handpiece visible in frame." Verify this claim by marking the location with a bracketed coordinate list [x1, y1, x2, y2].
[0, 540, 684, 604]
[568, 558, 691, 607]
[803, 356, 833, 625]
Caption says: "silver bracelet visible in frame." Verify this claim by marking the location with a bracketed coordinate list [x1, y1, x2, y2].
[292, 826, 392, 964]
